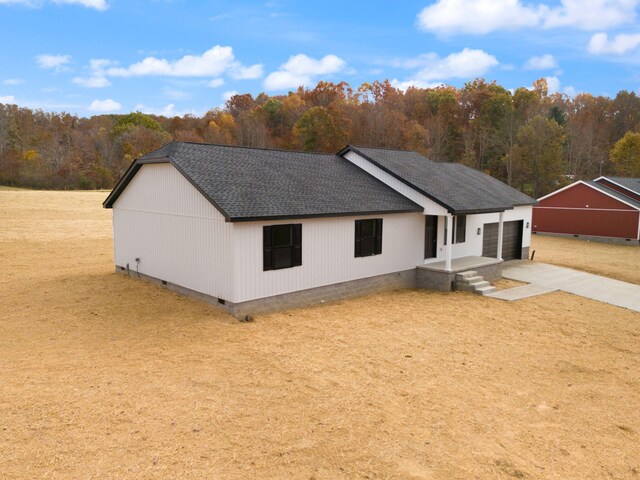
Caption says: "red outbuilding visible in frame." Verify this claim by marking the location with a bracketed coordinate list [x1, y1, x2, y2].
[532, 176, 640, 242]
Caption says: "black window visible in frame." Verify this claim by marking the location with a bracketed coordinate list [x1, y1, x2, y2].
[355, 219, 382, 257]
[445, 215, 466, 245]
[454, 215, 466, 244]
[263, 224, 302, 271]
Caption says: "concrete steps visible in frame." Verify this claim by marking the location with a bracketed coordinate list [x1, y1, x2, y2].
[455, 270, 497, 295]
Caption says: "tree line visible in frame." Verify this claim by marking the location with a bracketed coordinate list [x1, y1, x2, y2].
[1, 78, 640, 197]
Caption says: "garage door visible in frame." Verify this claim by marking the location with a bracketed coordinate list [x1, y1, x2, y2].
[482, 220, 523, 260]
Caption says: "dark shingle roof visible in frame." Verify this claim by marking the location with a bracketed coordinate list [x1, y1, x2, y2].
[341, 146, 536, 214]
[104, 142, 422, 220]
[603, 176, 640, 196]
[585, 180, 640, 209]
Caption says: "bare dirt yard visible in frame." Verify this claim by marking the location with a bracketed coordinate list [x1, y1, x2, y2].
[531, 234, 640, 285]
[1, 190, 639, 479]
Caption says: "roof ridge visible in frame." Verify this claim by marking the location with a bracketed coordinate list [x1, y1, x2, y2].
[170, 140, 333, 156]
[587, 180, 640, 205]
[349, 144, 420, 153]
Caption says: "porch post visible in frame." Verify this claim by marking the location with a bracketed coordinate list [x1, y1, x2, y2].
[497, 211, 504, 261]
[445, 214, 453, 271]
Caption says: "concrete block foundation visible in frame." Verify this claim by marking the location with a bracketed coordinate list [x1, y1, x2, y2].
[116, 258, 506, 318]
[416, 261, 503, 292]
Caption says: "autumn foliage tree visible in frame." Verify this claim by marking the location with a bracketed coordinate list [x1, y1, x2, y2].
[610, 131, 640, 177]
[1, 78, 639, 196]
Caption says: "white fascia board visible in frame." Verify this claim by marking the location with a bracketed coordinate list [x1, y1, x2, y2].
[594, 176, 640, 197]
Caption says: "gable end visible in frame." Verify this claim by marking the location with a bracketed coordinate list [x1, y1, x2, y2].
[103, 156, 233, 221]
[338, 145, 456, 213]
[537, 181, 639, 210]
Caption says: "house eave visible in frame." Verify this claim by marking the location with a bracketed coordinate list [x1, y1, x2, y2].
[228, 208, 424, 223]
[102, 155, 233, 221]
[339, 145, 456, 213]
[450, 206, 514, 215]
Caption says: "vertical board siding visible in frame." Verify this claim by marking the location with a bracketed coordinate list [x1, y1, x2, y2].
[534, 182, 639, 239]
[540, 182, 636, 210]
[532, 208, 639, 239]
[343, 150, 532, 260]
[110, 161, 535, 305]
[112, 163, 233, 299]
[427, 206, 533, 261]
[231, 213, 425, 303]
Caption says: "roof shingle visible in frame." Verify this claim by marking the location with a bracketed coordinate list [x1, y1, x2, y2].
[105, 142, 423, 220]
[342, 145, 536, 213]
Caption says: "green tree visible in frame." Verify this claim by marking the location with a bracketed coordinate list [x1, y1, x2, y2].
[511, 115, 566, 197]
[293, 106, 345, 151]
[111, 111, 162, 137]
[610, 131, 640, 177]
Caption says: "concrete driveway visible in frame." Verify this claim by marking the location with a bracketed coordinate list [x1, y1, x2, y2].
[500, 261, 640, 313]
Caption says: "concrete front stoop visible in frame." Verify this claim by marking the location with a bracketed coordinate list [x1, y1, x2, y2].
[456, 270, 497, 295]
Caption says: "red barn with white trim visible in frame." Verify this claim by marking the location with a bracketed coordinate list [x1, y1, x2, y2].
[532, 177, 640, 242]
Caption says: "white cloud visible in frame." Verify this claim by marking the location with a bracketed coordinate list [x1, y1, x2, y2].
[36, 53, 71, 71]
[588, 31, 640, 54]
[391, 80, 445, 91]
[72, 76, 110, 88]
[543, 0, 638, 29]
[540, 76, 578, 97]
[208, 78, 225, 88]
[222, 90, 238, 101]
[52, 0, 107, 9]
[0, 95, 16, 103]
[0, 0, 107, 9]
[417, 0, 639, 35]
[134, 103, 177, 116]
[417, 0, 544, 35]
[89, 98, 121, 112]
[545, 75, 561, 93]
[89, 58, 117, 72]
[264, 54, 345, 90]
[525, 54, 558, 69]
[105, 45, 262, 80]
[2, 78, 23, 85]
[229, 63, 264, 79]
[395, 48, 499, 84]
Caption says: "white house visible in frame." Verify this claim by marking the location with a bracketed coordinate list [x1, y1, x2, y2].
[104, 142, 535, 316]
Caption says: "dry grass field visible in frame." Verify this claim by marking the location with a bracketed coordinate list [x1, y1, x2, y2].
[531, 234, 640, 285]
[1, 190, 639, 479]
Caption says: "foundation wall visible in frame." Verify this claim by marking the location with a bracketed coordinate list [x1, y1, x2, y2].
[116, 260, 505, 318]
[116, 265, 417, 318]
[415, 262, 503, 292]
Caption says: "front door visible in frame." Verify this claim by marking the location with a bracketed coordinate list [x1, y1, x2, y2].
[424, 215, 438, 258]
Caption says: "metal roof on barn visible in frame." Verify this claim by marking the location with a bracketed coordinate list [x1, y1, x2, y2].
[585, 180, 640, 209]
[602, 176, 640, 196]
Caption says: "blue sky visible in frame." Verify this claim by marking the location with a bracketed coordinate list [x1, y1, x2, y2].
[1, 0, 640, 117]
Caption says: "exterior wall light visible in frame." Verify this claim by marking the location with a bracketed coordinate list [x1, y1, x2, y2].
[526, 222, 530, 228]
[477, 227, 481, 235]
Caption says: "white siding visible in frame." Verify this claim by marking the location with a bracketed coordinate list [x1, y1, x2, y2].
[343, 150, 532, 261]
[109, 157, 533, 305]
[436, 206, 533, 259]
[343, 151, 448, 216]
[112, 163, 233, 300]
[230, 213, 424, 303]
